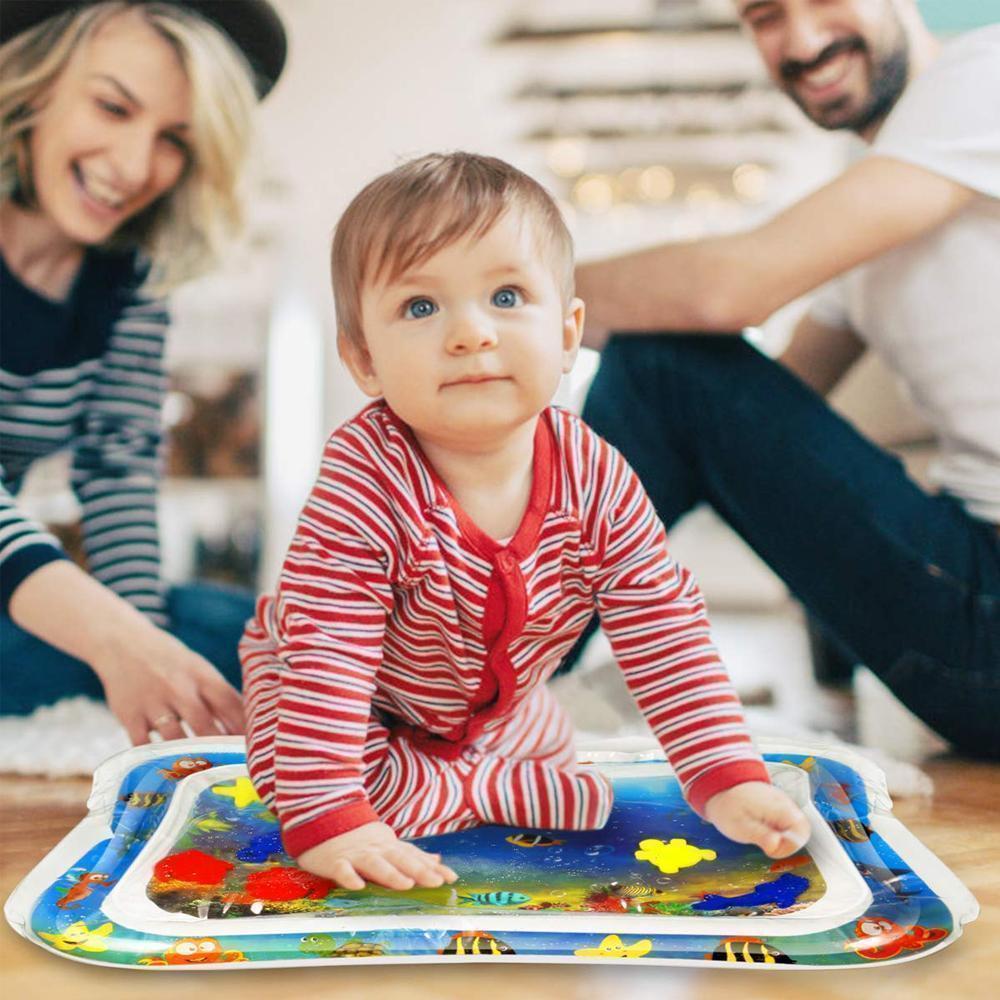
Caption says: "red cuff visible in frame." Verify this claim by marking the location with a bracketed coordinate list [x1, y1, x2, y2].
[685, 759, 771, 817]
[282, 799, 382, 857]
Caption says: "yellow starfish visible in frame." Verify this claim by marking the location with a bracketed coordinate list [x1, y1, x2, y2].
[39, 920, 114, 953]
[211, 777, 261, 809]
[575, 934, 652, 959]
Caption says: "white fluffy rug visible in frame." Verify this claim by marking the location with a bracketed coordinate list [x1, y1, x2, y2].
[0, 689, 933, 800]
[0, 697, 130, 777]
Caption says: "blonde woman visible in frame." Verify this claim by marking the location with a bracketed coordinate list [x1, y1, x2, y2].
[0, 1, 286, 744]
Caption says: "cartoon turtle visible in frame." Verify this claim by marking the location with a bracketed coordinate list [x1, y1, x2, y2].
[299, 933, 338, 957]
[332, 938, 387, 958]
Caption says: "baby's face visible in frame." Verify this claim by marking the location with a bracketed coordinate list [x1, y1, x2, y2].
[347, 211, 583, 451]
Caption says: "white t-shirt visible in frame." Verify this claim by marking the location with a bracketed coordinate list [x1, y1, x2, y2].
[809, 25, 1000, 523]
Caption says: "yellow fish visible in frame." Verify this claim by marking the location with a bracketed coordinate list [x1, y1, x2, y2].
[575, 934, 652, 959]
[634, 837, 717, 874]
[39, 920, 114, 953]
[211, 777, 261, 809]
[194, 811, 232, 833]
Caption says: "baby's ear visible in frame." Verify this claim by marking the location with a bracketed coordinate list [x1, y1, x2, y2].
[337, 329, 382, 398]
[561, 297, 585, 373]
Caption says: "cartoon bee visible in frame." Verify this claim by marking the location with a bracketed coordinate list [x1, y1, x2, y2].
[440, 931, 515, 956]
[158, 756, 212, 781]
[120, 791, 167, 808]
[504, 833, 564, 848]
[831, 818, 874, 843]
[138, 936, 247, 966]
[707, 937, 795, 964]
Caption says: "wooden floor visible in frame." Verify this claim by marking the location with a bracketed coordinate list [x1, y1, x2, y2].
[1, 756, 997, 1000]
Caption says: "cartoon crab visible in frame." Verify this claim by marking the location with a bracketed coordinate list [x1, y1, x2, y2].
[848, 917, 947, 960]
[138, 936, 247, 965]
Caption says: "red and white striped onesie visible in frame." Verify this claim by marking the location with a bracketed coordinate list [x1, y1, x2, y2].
[241, 402, 769, 857]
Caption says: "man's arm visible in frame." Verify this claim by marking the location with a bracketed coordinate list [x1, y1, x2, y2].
[779, 314, 865, 396]
[577, 156, 976, 349]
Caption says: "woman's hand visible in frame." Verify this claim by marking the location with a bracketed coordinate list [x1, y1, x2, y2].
[298, 822, 459, 891]
[704, 781, 811, 859]
[8, 560, 243, 745]
[93, 625, 243, 744]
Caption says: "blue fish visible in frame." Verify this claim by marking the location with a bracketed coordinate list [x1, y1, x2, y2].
[459, 891, 531, 907]
[236, 830, 284, 863]
[692, 873, 809, 911]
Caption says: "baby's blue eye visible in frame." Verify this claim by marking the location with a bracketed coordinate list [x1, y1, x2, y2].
[491, 287, 522, 309]
[405, 298, 437, 319]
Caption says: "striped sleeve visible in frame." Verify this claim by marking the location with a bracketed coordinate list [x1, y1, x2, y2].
[591, 439, 769, 815]
[266, 433, 397, 854]
[0, 472, 68, 610]
[71, 290, 169, 625]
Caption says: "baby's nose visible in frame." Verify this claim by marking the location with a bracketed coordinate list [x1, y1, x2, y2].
[447, 313, 498, 353]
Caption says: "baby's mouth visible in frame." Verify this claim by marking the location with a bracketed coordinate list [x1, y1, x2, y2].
[443, 374, 509, 387]
[73, 164, 128, 210]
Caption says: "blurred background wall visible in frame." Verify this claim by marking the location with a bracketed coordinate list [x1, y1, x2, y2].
[24, 0, 993, 606]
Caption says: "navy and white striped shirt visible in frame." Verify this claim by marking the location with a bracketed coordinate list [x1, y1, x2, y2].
[0, 250, 168, 624]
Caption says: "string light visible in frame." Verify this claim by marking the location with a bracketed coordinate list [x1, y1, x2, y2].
[732, 162, 769, 202]
[637, 165, 675, 202]
[546, 138, 587, 178]
[572, 173, 615, 212]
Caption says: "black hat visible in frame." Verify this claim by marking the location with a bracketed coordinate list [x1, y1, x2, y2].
[0, 0, 287, 98]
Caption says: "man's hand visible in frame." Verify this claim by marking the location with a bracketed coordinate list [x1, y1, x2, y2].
[704, 781, 811, 859]
[297, 822, 459, 891]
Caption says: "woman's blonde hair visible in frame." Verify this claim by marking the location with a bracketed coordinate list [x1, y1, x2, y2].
[0, 1, 258, 291]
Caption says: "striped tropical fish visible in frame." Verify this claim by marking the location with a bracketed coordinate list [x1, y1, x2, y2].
[458, 891, 532, 907]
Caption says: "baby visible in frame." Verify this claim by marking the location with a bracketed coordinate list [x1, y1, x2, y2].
[241, 152, 809, 892]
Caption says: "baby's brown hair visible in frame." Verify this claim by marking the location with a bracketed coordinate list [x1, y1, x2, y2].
[332, 152, 575, 349]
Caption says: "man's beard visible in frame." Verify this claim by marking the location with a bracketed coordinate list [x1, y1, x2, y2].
[779, 33, 910, 134]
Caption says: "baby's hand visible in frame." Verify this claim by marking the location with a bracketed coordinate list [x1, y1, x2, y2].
[297, 821, 459, 891]
[704, 781, 810, 859]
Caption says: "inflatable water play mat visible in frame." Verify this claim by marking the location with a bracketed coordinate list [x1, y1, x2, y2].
[5, 737, 978, 970]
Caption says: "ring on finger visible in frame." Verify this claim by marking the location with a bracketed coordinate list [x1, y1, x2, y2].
[151, 712, 180, 729]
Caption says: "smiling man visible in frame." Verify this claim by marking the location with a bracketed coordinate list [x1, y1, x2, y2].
[572, 0, 1000, 757]
[745, 0, 915, 135]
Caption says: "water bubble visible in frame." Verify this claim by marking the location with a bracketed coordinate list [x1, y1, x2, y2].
[584, 844, 611, 857]
[656, 877, 671, 885]
[549, 889, 567, 898]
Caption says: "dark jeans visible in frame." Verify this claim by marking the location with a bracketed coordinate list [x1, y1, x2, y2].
[572, 334, 1000, 758]
[0, 581, 254, 715]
